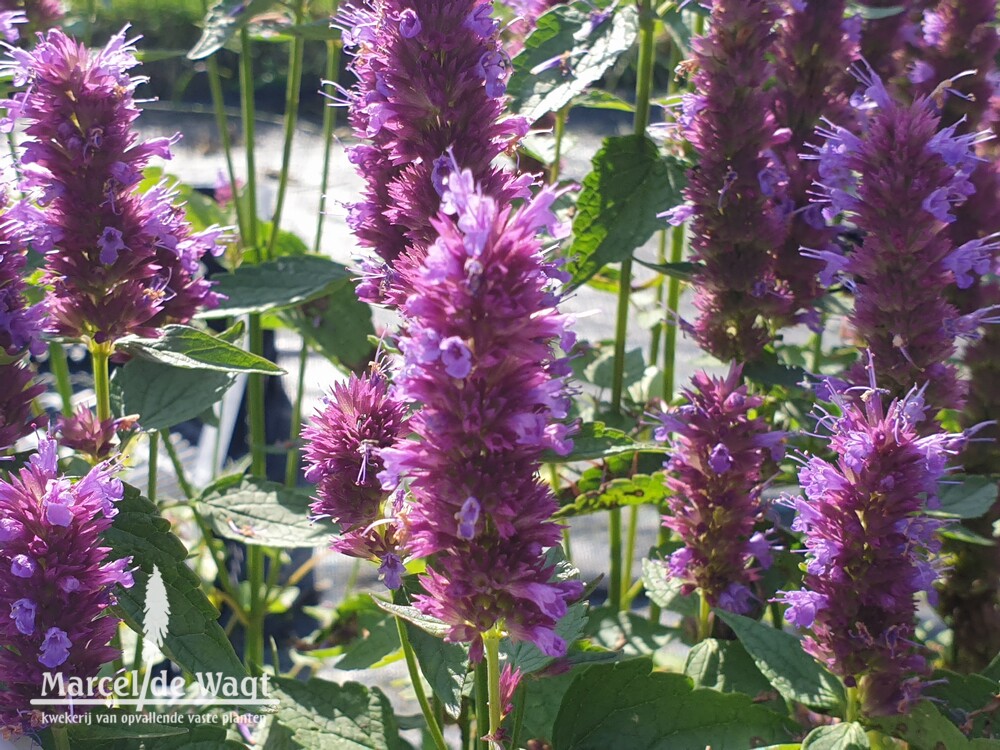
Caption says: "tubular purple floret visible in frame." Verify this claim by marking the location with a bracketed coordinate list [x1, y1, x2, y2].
[0, 436, 133, 736]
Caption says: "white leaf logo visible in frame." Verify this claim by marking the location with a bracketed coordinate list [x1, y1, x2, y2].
[142, 565, 170, 651]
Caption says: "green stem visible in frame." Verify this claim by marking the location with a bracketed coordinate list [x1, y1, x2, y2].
[508, 682, 526, 750]
[248, 315, 267, 476]
[314, 37, 342, 253]
[245, 545, 265, 672]
[608, 508, 623, 610]
[697, 590, 711, 642]
[649, 230, 667, 367]
[475, 659, 489, 750]
[623, 505, 639, 601]
[810, 322, 824, 373]
[52, 726, 71, 750]
[160, 430, 195, 499]
[484, 630, 503, 749]
[396, 617, 449, 750]
[148, 432, 159, 505]
[90, 344, 112, 422]
[284, 338, 308, 487]
[266, 0, 306, 259]
[845, 685, 860, 723]
[663, 224, 685, 402]
[551, 106, 569, 183]
[239, 27, 260, 258]
[207, 56, 247, 243]
[48, 342, 74, 417]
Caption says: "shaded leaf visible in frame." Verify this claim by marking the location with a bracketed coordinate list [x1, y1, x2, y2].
[188, 0, 280, 59]
[270, 677, 403, 750]
[407, 625, 470, 719]
[634, 258, 700, 282]
[503, 603, 588, 674]
[715, 611, 845, 712]
[566, 135, 686, 288]
[552, 658, 793, 749]
[196, 475, 328, 548]
[118, 324, 283, 375]
[641, 557, 697, 617]
[113, 358, 236, 432]
[801, 723, 870, 750]
[932, 476, 999, 520]
[556, 473, 669, 518]
[370, 598, 450, 638]
[585, 608, 677, 656]
[105, 486, 249, 689]
[871, 701, 973, 749]
[283, 282, 375, 369]
[509, 1, 639, 122]
[542, 420, 636, 463]
[684, 638, 777, 705]
[200, 256, 351, 318]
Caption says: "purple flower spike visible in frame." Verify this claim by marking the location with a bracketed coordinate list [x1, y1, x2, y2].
[776, 364, 964, 717]
[811, 64, 996, 412]
[653, 364, 783, 615]
[339, 0, 530, 305]
[392, 172, 581, 659]
[0, 437, 132, 736]
[681, 0, 793, 361]
[301, 370, 408, 574]
[3, 28, 221, 344]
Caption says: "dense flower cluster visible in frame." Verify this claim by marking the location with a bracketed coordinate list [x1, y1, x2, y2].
[0, 360, 43, 451]
[340, 0, 530, 304]
[776, 364, 962, 716]
[0, 0, 62, 36]
[382, 166, 581, 658]
[0, 437, 133, 736]
[2, 28, 222, 344]
[653, 364, 782, 615]
[301, 370, 408, 587]
[810, 64, 995, 411]
[677, 0, 791, 361]
[56, 408, 138, 463]
[770, 0, 856, 328]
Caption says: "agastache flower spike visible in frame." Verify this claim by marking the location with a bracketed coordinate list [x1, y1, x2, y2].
[339, 0, 530, 305]
[301, 369, 408, 583]
[653, 364, 784, 616]
[386, 169, 580, 659]
[770, 0, 856, 329]
[2, 28, 222, 344]
[776, 359, 963, 716]
[679, 0, 792, 361]
[0, 437, 133, 736]
[810, 62, 994, 412]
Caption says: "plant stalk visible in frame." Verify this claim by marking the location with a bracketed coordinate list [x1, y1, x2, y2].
[551, 106, 569, 183]
[314, 36, 342, 252]
[52, 726, 71, 750]
[148, 431, 159, 505]
[206, 57, 246, 243]
[266, 0, 307, 259]
[48, 342, 74, 417]
[90, 344, 112, 422]
[396, 617, 449, 750]
[484, 630, 503, 750]
[239, 27, 260, 259]
[284, 338, 308, 487]
[475, 660, 489, 750]
[697, 589, 711, 642]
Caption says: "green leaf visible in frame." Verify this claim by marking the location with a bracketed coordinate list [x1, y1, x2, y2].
[939, 525, 996, 546]
[684, 639, 777, 704]
[640, 557, 697, 616]
[336, 615, 401, 671]
[370, 598, 450, 638]
[552, 659, 793, 749]
[195, 476, 329, 548]
[117, 324, 283, 375]
[571, 89, 635, 112]
[932, 476, 999, 520]
[200, 256, 352, 318]
[188, 0, 280, 59]
[520, 670, 577, 745]
[542, 420, 637, 462]
[983, 651, 1000, 681]
[508, 1, 639, 122]
[634, 258, 701, 282]
[585, 609, 678, 656]
[283, 282, 375, 369]
[925, 670, 999, 738]
[850, 3, 905, 21]
[715, 611, 846, 712]
[407, 625, 470, 719]
[744, 349, 811, 390]
[871, 701, 972, 749]
[270, 677, 403, 750]
[113, 358, 236, 432]
[556, 473, 669, 518]
[105, 486, 249, 688]
[801, 723, 870, 750]
[565, 136, 686, 289]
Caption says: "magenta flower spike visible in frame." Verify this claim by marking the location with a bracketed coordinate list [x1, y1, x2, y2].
[810, 63, 996, 411]
[0, 437, 133, 736]
[383, 166, 581, 659]
[301, 369, 409, 585]
[653, 364, 783, 616]
[339, 0, 530, 305]
[776, 361, 963, 716]
[2, 28, 222, 345]
[770, 0, 856, 330]
[679, 0, 792, 361]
